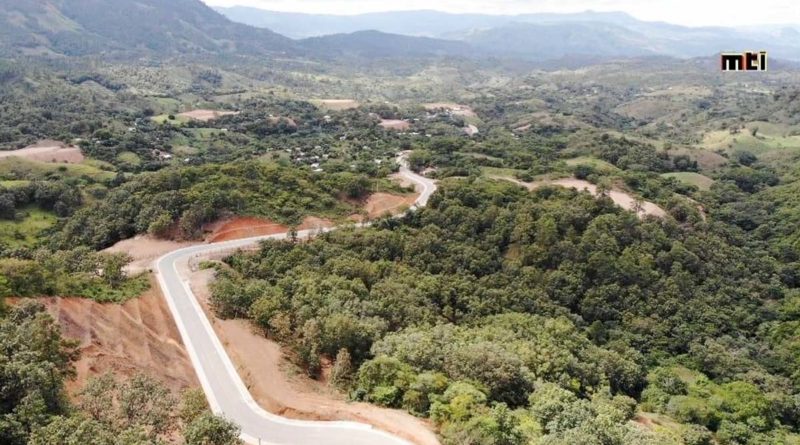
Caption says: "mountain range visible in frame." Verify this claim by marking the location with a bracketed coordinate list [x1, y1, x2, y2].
[0, 0, 295, 56]
[2, 0, 800, 63]
[215, 7, 800, 61]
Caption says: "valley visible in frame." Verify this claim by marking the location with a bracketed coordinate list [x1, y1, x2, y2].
[1, 1, 800, 445]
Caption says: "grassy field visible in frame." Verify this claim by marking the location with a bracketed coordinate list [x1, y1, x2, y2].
[0, 206, 57, 248]
[661, 172, 715, 191]
[667, 147, 728, 171]
[564, 156, 620, 173]
[480, 166, 527, 177]
[0, 157, 116, 181]
[187, 128, 222, 139]
[150, 96, 182, 114]
[0, 180, 31, 188]
[151, 114, 192, 125]
[311, 99, 360, 111]
[702, 121, 800, 154]
[116, 151, 142, 168]
[460, 152, 503, 162]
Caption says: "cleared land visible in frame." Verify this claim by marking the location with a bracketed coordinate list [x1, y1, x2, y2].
[493, 176, 666, 218]
[0, 157, 115, 181]
[423, 103, 476, 117]
[702, 122, 800, 155]
[0, 140, 84, 163]
[313, 99, 360, 110]
[152, 109, 239, 124]
[178, 109, 240, 122]
[32, 276, 199, 397]
[667, 147, 728, 171]
[379, 119, 411, 130]
[103, 234, 199, 275]
[206, 216, 334, 243]
[661, 172, 715, 191]
[357, 192, 417, 220]
[0, 206, 56, 248]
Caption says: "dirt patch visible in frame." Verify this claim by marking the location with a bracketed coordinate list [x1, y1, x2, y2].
[363, 193, 417, 217]
[379, 119, 411, 131]
[0, 140, 84, 163]
[207, 217, 289, 243]
[494, 176, 666, 218]
[463, 124, 479, 136]
[348, 191, 419, 223]
[316, 99, 359, 111]
[297, 216, 334, 231]
[103, 235, 198, 275]
[207, 216, 334, 243]
[423, 103, 476, 117]
[189, 269, 440, 445]
[268, 116, 298, 128]
[514, 124, 532, 132]
[177, 109, 239, 122]
[15, 276, 199, 397]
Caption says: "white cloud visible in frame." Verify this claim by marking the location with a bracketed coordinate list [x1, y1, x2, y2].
[203, 0, 800, 27]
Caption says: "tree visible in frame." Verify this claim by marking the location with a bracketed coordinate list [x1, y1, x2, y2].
[180, 388, 210, 425]
[330, 348, 354, 389]
[183, 412, 240, 445]
[28, 415, 116, 445]
[98, 252, 131, 288]
[0, 302, 78, 445]
[79, 373, 176, 441]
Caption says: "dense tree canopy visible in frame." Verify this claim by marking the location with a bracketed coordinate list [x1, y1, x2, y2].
[214, 178, 800, 444]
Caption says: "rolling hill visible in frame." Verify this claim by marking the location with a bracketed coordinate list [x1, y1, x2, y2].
[462, 22, 656, 59]
[299, 30, 472, 59]
[0, 0, 297, 56]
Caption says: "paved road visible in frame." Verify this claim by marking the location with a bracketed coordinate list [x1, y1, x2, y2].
[155, 154, 435, 445]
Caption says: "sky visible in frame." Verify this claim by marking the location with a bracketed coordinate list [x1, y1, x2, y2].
[202, 0, 800, 27]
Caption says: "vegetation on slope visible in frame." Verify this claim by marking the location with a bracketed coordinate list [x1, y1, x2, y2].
[213, 179, 800, 444]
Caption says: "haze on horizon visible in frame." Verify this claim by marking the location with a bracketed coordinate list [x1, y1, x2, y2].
[202, 0, 799, 27]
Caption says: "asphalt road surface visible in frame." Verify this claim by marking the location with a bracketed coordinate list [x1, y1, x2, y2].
[155, 154, 435, 445]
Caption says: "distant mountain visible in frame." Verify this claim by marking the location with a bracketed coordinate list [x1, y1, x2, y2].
[216, 7, 800, 61]
[0, 0, 296, 57]
[299, 30, 472, 59]
[3, 1, 800, 64]
[463, 22, 656, 59]
[212, 8, 637, 39]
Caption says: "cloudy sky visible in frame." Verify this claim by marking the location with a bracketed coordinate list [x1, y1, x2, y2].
[202, 0, 799, 27]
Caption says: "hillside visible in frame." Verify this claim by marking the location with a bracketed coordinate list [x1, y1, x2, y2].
[300, 30, 473, 59]
[463, 22, 656, 59]
[0, 0, 296, 56]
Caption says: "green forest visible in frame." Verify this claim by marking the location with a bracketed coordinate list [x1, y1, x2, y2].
[2, 1, 800, 443]
[213, 179, 800, 444]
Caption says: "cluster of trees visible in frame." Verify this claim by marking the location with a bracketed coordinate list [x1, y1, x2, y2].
[53, 161, 375, 249]
[0, 247, 146, 302]
[212, 179, 800, 444]
[0, 181, 82, 219]
[596, 134, 672, 172]
[641, 366, 800, 444]
[0, 301, 240, 445]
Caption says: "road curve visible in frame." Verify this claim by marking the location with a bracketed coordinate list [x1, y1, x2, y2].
[154, 153, 436, 445]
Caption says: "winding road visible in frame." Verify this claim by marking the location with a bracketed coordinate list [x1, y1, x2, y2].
[154, 153, 436, 445]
